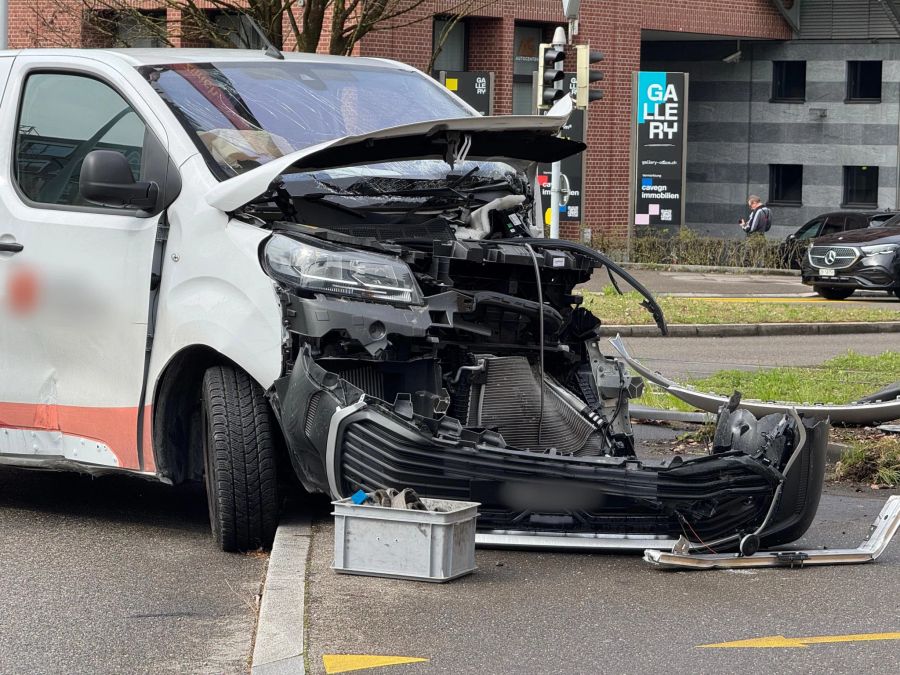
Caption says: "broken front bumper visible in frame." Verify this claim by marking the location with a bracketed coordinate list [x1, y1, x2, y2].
[272, 349, 829, 549]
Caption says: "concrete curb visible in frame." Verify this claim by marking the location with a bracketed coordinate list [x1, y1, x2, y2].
[600, 321, 900, 338]
[621, 262, 801, 276]
[251, 509, 311, 675]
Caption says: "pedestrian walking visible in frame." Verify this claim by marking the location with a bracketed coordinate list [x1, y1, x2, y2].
[739, 195, 772, 236]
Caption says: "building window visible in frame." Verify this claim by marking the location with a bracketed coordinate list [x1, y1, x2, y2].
[769, 164, 803, 205]
[433, 18, 467, 74]
[512, 24, 543, 114]
[117, 12, 166, 47]
[87, 10, 166, 47]
[771, 61, 806, 102]
[843, 166, 879, 207]
[847, 61, 882, 102]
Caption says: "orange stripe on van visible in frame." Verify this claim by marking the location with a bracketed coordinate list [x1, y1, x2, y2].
[0, 402, 154, 471]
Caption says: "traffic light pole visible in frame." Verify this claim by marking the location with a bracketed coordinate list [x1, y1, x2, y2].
[548, 27, 567, 239]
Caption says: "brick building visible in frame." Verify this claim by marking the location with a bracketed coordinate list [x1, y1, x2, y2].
[10, 1, 895, 239]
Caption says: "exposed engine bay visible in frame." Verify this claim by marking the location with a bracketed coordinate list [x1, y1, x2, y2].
[240, 132, 827, 550]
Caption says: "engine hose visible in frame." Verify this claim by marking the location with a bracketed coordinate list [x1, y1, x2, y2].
[519, 238, 669, 336]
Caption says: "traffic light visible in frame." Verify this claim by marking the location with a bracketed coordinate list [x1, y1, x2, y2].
[537, 43, 566, 110]
[576, 44, 604, 108]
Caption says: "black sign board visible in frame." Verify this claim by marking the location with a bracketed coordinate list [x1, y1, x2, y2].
[539, 74, 585, 225]
[439, 71, 494, 116]
[632, 72, 688, 230]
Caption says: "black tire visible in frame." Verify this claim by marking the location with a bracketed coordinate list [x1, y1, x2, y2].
[201, 365, 279, 552]
[814, 286, 855, 300]
[894, 289, 900, 301]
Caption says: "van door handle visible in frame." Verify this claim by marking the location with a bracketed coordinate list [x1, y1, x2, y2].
[0, 242, 23, 253]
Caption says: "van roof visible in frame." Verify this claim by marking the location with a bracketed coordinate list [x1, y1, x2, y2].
[0, 48, 414, 71]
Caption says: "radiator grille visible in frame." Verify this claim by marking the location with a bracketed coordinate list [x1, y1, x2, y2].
[468, 356, 602, 455]
[331, 365, 385, 400]
[808, 245, 860, 270]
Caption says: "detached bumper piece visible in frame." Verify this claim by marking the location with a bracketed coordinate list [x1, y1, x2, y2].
[273, 350, 829, 547]
[644, 496, 900, 570]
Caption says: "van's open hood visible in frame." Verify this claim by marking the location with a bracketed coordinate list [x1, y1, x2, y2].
[205, 97, 583, 212]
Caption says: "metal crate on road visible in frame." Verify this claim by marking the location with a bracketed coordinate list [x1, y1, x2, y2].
[332, 497, 479, 582]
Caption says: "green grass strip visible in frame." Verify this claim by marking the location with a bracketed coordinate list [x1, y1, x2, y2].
[581, 290, 899, 326]
[636, 351, 900, 411]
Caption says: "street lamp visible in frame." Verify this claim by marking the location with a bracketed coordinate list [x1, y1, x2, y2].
[562, 0, 581, 40]
[1, 0, 7, 50]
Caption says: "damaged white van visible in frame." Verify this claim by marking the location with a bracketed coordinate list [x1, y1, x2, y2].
[0, 49, 828, 553]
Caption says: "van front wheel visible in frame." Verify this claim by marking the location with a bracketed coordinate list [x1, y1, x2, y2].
[201, 365, 279, 552]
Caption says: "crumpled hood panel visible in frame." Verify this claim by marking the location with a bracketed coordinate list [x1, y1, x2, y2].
[206, 97, 583, 212]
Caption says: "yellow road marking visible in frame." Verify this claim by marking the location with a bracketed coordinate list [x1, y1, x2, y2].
[683, 297, 855, 304]
[698, 631, 900, 649]
[323, 654, 428, 673]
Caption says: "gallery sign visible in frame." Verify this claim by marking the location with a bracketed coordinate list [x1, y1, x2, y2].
[439, 71, 494, 116]
[631, 71, 688, 229]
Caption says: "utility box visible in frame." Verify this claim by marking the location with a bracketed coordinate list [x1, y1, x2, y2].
[332, 497, 479, 582]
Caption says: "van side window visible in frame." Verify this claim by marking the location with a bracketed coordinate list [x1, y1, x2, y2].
[15, 73, 148, 206]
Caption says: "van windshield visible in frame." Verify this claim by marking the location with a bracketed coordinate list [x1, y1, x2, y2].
[140, 60, 475, 178]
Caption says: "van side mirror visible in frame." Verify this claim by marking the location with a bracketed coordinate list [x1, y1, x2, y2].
[80, 150, 159, 210]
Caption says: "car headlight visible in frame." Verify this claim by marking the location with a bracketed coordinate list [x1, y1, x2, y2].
[264, 234, 423, 305]
[860, 243, 900, 256]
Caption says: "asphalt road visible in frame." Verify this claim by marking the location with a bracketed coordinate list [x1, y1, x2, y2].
[303, 327, 900, 674]
[581, 269, 900, 310]
[0, 468, 265, 674]
[585, 269, 811, 297]
[304, 487, 900, 674]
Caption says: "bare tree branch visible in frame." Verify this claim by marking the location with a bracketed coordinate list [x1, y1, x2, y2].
[29, 0, 494, 58]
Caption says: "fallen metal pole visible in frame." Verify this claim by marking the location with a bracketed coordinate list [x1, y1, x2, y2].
[610, 335, 900, 425]
[643, 495, 900, 570]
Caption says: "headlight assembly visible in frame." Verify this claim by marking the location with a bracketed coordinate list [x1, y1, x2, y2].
[264, 234, 423, 305]
[860, 243, 900, 256]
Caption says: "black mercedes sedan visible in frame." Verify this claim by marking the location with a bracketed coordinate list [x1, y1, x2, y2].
[801, 226, 900, 300]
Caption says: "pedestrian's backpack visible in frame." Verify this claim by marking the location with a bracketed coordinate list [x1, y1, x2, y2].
[757, 206, 773, 232]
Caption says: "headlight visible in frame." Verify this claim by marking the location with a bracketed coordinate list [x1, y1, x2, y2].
[860, 243, 900, 256]
[264, 234, 423, 305]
